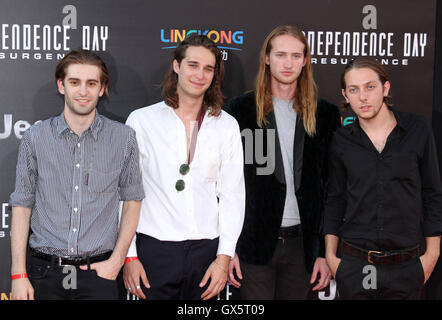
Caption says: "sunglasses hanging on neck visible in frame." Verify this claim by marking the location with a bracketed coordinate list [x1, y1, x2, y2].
[175, 107, 206, 192]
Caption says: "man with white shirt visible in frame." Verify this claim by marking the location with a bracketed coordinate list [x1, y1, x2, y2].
[123, 35, 245, 300]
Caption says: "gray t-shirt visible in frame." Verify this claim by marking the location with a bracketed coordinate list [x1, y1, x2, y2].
[273, 97, 300, 227]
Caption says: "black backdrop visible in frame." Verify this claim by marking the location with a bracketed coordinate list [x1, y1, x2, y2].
[428, 0, 442, 300]
[0, 0, 440, 300]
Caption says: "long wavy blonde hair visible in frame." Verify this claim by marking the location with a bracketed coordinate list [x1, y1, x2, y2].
[255, 25, 317, 136]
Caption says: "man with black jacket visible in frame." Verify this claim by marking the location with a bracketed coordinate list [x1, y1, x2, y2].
[225, 25, 340, 299]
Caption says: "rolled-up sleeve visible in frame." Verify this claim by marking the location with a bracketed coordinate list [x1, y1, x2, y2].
[118, 128, 145, 201]
[420, 120, 442, 237]
[9, 128, 37, 208]
[323, 134, 347, 237]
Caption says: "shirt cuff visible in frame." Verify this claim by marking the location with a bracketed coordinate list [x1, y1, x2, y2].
[9, 192, 35, 209]
[423, 221, 442, 238]
[216, 238, 236, 259]
[119, 183, 145, 202]
[323, 214, 343, 237]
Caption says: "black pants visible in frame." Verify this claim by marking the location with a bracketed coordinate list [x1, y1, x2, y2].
[335, 252, 425, 300]
[136, 233, 219, 300]
[29, 255, 118, 300]
[239, 234, 310, 300]
[426, 247, 442, 299]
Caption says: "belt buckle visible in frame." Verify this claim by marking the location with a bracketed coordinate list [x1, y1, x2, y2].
[278, 236, 286, 244]
[58, 256, 72, 267]
[57, 256, 81, 267]
[367, 250, 385, 264]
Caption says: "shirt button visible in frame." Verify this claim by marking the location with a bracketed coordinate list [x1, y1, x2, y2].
[77, 143, 81, 148]
[73, 228, 77, 233]
[76, 163, 80, 168]
[74, 208, 78, 212]
[75, 185, 79, 191]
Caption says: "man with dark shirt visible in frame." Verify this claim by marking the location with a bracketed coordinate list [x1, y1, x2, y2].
[324, 57, 442, 299]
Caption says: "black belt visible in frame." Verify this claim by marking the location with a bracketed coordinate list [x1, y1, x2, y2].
[341, 241, 419, 265]
[30, 248, 112, 267]
[278, 224, 301, 242]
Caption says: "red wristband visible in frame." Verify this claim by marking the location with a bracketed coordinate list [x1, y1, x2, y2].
[124, 257, 138, 264]
[11, 273, 28, 280]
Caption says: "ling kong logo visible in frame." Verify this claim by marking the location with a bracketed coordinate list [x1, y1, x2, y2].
[160, 28, 244, 51]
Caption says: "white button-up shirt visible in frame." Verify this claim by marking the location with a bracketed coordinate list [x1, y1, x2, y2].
[126, 101, 245, 258]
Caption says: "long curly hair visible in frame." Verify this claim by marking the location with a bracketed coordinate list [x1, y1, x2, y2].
[161, 34, 225, 117]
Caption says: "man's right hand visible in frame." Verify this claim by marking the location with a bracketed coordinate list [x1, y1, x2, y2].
[228, 252, 243, 288]
[123, 259, 150, 299]
[326, 255, 342, 278]
[325, 235, 341, 279]
[11, 278, 34, 300]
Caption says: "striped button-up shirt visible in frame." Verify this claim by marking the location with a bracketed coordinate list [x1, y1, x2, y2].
[9, 112, 145, 257]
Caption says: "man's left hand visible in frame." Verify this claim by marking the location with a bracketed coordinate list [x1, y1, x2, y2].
[80, 257, 122, 281]
[200, 255, 229, 300]
[420, 253, 439, 284]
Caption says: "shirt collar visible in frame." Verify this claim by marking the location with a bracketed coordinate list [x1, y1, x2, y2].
[389, 107, 407, 132]
[162, 101, 211, 124]
[350, 106, 406, 135]
[56, 110, 103, 140]
[56, 113, 69, 136]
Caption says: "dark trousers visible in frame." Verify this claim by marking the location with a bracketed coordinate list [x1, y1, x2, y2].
[29, 255, 118, 300]
[239, 234, 310, 300]
[426, 248, 442, 299]
[335, 251, 425, 300]
[136, 233, 219, 300]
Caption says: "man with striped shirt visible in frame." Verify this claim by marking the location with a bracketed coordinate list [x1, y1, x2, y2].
[9, 50, 144, 300]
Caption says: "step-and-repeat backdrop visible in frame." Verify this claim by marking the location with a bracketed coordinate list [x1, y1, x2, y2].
[0, 0, 438, 300]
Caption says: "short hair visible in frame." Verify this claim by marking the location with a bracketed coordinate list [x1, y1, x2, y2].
[161, 34, 225, 117]
[55, 49, 110, 98]
[341, 57, 392, 108]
